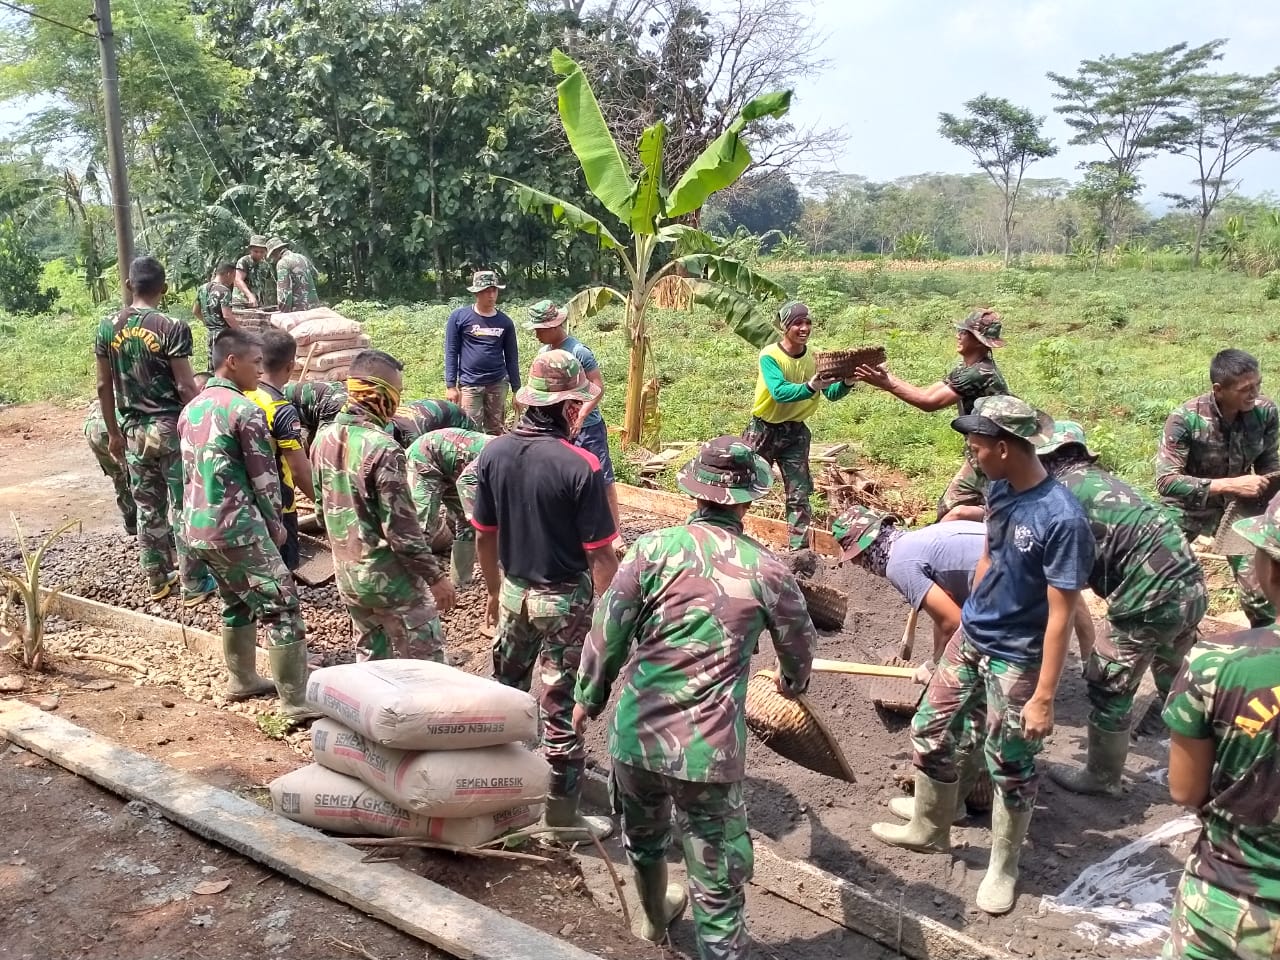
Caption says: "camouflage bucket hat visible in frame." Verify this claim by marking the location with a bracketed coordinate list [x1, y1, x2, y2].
[248, 234, 268, 249]
[265, 236, 288, 258]
[516, 348, 599, 407]
[525, 299, 568, 330]
[956, 308, 1006, 349]
[777, 300, 811, 329]
[1036, 419, 1097, 459]
[677, 436, 772, 505]
[952, 395, 1054, 446]
[467, 270, 506, 293]
[832, 505, 900, 561]
[1234, 497, 1280, 562]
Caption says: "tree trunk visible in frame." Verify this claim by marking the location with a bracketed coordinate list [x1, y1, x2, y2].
[620, 295, 648, 447]
[1192, 211, 1208, 269]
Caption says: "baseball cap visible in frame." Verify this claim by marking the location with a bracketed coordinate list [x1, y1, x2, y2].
[952, 395, 1054, 446]
[676, 436, 772, 505]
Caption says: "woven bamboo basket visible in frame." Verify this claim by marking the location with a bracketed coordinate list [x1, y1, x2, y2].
[798, 579, 848, 631]
[1210, 471, 1280, 556]
[815, 346, 886, 380]
[745, 671, 856, 782]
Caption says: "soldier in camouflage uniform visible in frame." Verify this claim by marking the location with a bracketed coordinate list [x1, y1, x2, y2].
[742, 301, 855, 549]
[1031, 422, 1209, 794]
[178, 329, 316, 718]
[233, 234, 273, 307]
[472, 350, 619, 842]
[93, 256, 215, 604]
[193, 262, 238, 339]
[406, 428, 489, 586]
[1157, 349, 1279, 628]
[311, 350, 456, 662]
[575, 436, 817, 957]
[1161, 496, 1280, 959]
[873, 397, 1095, 917]
[84, 399, 137, 536]
[389, 397, 480, 447]
[267, 237, 320, 311]
[284, 379, 348, 451]
[936, 453, 990, 522]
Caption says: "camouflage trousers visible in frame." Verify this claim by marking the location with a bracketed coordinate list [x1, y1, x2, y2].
[1087, 587, 1209, 732]
[1228, 552, 1277, 629]
[612, 763, 752, 960]
[345, 597, 444, 663]
[1166, 872, 1280, 960]
[912, 631, 1043, 812]
[124, 417, 209, 593]
[190, 543, 303, 645]
[742, 417, 812, 549]
[460, 381, 508, 435]
[416, 471, 475, 546]
[85, 422, 136, 533]
[492, 573, 592, 798]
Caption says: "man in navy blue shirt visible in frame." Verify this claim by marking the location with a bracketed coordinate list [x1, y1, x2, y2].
[444, 270, 521, 434]
[871, 395, 1094, 917]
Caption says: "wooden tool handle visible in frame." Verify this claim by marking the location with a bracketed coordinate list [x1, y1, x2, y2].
[810, 658, 916, 679]
[899, 608, 919, 661]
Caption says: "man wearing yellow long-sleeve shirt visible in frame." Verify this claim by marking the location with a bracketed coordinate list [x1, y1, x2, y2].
[742, 300, 855, 549]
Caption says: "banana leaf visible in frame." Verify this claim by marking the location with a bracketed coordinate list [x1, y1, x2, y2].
[551, 49, 636, 226]
[630, 122, 667, 236]
[496, 178, 622, 251]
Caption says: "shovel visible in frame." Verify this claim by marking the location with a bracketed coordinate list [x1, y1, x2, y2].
[868, 608, 926, 715]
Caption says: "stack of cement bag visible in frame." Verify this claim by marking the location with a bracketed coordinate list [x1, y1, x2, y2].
[269, 660, 550, 846]
[271, 307, 370, 383]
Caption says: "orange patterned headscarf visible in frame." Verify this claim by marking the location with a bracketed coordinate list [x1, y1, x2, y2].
[345, 376, 401, 424]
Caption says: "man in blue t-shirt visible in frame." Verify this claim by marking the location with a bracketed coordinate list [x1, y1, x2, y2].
[871, 395, 1094, 918]
[444, 270, 521, 434]
[525, 299, 619, 537]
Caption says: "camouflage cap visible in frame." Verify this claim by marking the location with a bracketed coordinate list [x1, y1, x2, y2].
[778, 300, 811, 329]
[677, 436, 772, 505]
[1234, 497, 1280, 562]
[516, 348, 599, 407]
[467, 270, 506, 293]
[265, 236, 288, 258]
[525, 299, 568, 330]
[1036, 419, 1098, 459]
[832, 505, 901, 561]
[956, 308, 1006, 349]
[952, 395, 1054, 446]
[248, 234, 268, 249]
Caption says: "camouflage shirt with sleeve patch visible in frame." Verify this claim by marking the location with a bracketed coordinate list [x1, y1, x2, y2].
[311, 403, 445, 606]
[390, 398, 479, 447]
[178, 376, 284, 549]
[575, 507, 817, 783]
[406, 428, 489, 532]
[944, 357, 1009, 416]
[1164, 626, 1280, 902]
[1156, 393, 1280, 538]
[93, 306, 194, 425]
[234, 253, 273, 305]
[196, 281, 233, 334]
[285, 380, 348, 437]
[276, 251, 320, 311]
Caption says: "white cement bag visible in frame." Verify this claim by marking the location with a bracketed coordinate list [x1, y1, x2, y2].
[271, 306, 348, 333]
[306, 659, 539, 750]
[270, 764, 540, 845]
[311, 718, 550, 817]
[307, 347, 367, 373]
[290, 315, 364, 347]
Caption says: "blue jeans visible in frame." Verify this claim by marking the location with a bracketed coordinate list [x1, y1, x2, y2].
[575, 419, 615, 483]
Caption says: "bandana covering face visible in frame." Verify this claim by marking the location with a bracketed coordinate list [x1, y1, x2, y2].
[345, 376, 401, 424]
[861, 523, 904, 578]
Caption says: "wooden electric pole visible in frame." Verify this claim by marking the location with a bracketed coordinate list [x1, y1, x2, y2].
[92, 0, 133, 299]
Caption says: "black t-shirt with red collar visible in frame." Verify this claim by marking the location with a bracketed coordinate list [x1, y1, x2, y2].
[471, 427, 616, 584]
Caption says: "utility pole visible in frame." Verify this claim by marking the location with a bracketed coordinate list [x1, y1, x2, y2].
[92, 0, 133, 299]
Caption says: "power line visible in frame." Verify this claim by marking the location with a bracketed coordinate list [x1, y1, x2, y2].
[0, 0, 95, 38]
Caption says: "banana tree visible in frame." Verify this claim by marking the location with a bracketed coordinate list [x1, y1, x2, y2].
[496, 50, 791, 446]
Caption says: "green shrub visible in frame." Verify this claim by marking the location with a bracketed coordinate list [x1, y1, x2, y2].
[1263, 272, 1280, 301]
[1080, 291, 1130, 329]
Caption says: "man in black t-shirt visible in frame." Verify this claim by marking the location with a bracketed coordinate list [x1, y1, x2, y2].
[472, 349, 619, 842]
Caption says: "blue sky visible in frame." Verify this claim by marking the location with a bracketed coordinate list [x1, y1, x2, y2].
[786, 0, 1280, 202]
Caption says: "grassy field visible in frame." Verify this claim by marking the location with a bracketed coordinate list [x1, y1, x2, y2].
[3, 260, 1278, 519]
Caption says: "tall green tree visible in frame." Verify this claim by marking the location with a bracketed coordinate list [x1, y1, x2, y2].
[938, 95, 1057, 265]
[500, 49, 789, 445]
[1164, 71, 1280, 266]
[1047, 41, 1225, 246]
[703, 171, 803, 241]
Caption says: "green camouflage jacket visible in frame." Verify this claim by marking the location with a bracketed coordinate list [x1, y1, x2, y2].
[1156, 393, 1280, 538]
[84, 399, 108, 451]
[1054, 460, 1205, 620]
[311, 403, 446, 606]
[390, 399, 479, 447]
[285, 380, 349, 437]
[177, 376, 284, 550]
[93, 306, 194, 425]
[234, 253, 274, 305]
[575, 507, 817, 783]
[276, 251, 320, 311]
[196, 281, 233, 334]
[944, 357, 1009, 416]
[1164, 625, 1280, 902]
[937, 458, 990, 520]
[406, 428, 489, 532]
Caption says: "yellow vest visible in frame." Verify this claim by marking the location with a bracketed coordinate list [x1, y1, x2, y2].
[752, 343, 819, 423]
[250, 387, 297, 513]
